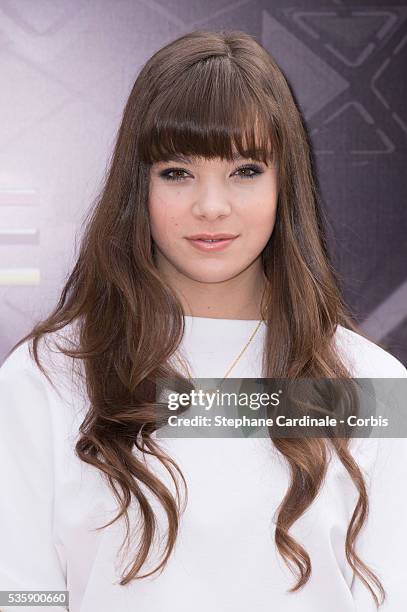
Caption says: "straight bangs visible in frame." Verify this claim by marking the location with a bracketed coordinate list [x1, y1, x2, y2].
[137, 55, 278, 167]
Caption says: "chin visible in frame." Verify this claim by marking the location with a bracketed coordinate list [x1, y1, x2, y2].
[182, 267, 241, 284]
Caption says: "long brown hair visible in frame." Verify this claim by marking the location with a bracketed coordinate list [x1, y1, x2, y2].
[11, 29, 388, 607]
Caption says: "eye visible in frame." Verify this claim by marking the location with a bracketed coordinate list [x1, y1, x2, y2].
[234, 164, 264, 179]
[159, 168, 189, 182]
[158, 163, 264, 182]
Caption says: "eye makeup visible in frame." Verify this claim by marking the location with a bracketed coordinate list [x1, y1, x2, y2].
[158, 163, 265, 182]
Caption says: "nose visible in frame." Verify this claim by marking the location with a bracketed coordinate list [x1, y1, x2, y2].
[191, 181, 232, 221]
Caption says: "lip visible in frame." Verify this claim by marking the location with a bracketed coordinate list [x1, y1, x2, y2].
[186, 235, 238, 252]
[186, 233, 238, 240]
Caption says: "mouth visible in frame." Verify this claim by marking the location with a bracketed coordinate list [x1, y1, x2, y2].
[185, 235, 238, 252]
[186, 233, 238, 241]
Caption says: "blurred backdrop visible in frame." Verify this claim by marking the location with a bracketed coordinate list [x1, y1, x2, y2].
[1, 0, 406, 364]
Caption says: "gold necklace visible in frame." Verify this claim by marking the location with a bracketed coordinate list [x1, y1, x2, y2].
[177, 316, 265, 389]
[218, 318, 264, 382]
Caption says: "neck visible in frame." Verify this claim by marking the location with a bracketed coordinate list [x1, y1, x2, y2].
[159, 260, 269, 320]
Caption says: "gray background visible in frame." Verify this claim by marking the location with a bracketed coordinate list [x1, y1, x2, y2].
[1, 0, 406, 365]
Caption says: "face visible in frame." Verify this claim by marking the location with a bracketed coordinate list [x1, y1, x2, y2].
[148, 153, 278, 285]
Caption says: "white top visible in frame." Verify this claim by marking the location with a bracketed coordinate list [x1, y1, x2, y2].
[0, 317, 406, 612]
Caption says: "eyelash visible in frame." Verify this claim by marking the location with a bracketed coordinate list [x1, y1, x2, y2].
[159, 164, 264, 182]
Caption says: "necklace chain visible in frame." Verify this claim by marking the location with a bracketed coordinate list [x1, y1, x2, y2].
[178, 315, 265, 385]
[220, 318, 263, 381]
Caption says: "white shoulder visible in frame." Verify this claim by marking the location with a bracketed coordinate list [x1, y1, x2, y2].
[334, 324, 407, 378]
[1, 323, 85, 401]
[0, 337, 34, 375]
[0, 339, 50, 406]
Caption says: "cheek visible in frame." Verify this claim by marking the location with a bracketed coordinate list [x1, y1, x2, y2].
[243, 198, 277, 229]
[148, 190, 183, 244]
[241, 199, 277, 250]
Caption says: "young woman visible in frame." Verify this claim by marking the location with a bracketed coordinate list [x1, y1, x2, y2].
[0, 29, 406, 612]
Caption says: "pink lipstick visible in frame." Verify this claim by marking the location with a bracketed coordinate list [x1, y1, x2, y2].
[185, 233, 238, 252]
